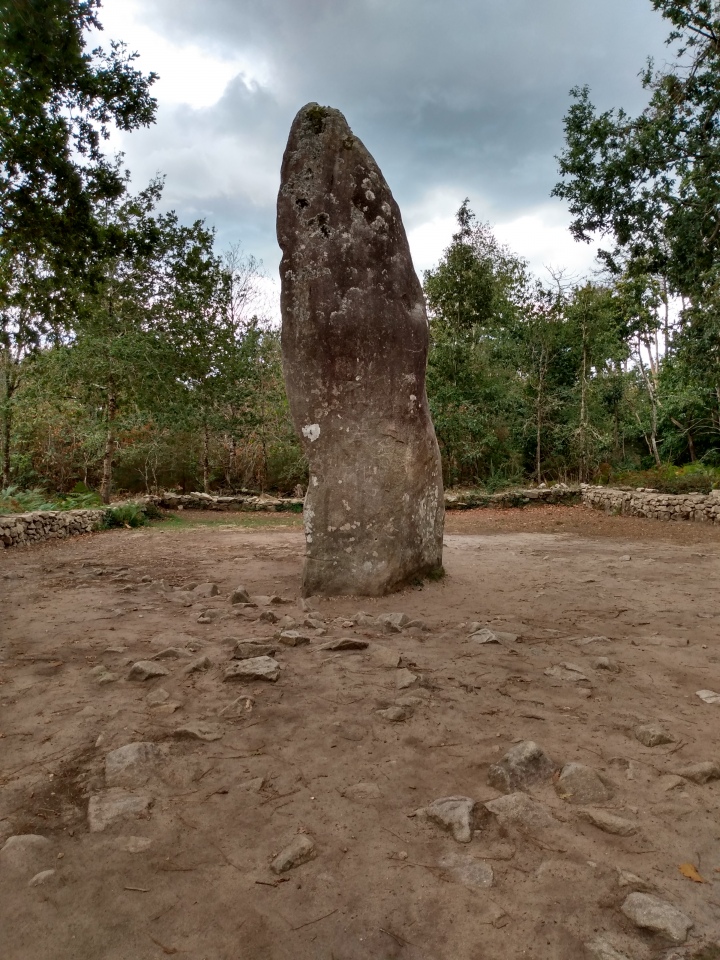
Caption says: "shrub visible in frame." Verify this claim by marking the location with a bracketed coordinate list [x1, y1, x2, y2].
[102, 502, 150, 529]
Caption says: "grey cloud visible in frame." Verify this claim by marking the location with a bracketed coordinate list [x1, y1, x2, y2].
[110, 0, 670, 272]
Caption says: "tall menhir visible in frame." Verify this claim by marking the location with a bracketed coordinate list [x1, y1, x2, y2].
[277, 103, 444, 596]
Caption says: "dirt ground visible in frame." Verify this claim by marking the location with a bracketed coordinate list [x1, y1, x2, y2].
[1, 504, 720, 960]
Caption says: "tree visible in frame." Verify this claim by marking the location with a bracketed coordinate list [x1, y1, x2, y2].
[0, 0, 157, 484]
[424, 202, 530, 485]
[553, 1, 720, 299]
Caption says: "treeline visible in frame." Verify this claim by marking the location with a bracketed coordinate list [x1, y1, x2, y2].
[1, 0, 719, 499]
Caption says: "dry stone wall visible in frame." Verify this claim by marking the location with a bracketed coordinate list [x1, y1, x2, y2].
[0, 509, 105, 549]
[582, 484, 720, 523]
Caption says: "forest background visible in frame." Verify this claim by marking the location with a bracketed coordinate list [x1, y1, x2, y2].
[2, 0, 720, 507]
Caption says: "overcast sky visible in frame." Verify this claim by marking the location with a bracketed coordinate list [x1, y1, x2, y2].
[94, 0, 669, 295]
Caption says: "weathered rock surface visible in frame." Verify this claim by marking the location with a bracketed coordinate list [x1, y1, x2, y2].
[620, 893, 692, 942]
[318, 637, 369, 651]
[277, 103, 444, 596]
[487, 741, 557, 793]
[438, 853, 494, 889]
[585, 937, 633, 960]
[674, 760, 720, 784]
[88, 790, 152, 832]
[579, 808, 637, 836]
[485, 792, 556, 830]
[424, 796, 476, 843]
[634, 722, 673, 747]
[0, 835, 53, 877]
[128, 660, 169, 681]
[555, 763, 612, 804]
[271, 834, 316, 874]
[233, 641, 276, 660]
[105, 742, 162, 788]
[224, 656, 280, 683]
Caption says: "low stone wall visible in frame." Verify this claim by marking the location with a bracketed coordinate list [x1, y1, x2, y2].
[0, 509, 106, 549]
[581, 484, 720, 523]
[444, 486, 580, 510]
[149, 492, 304, 512]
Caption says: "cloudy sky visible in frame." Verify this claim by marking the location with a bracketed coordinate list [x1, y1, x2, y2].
[94, 0, 669, 294]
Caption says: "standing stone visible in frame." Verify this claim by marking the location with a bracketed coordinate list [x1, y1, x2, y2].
[277, 103, 444, 596]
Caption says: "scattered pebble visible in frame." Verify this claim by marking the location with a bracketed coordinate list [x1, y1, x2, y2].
[224, 656, 280, 683]
[634, 723, 673, 747]
[271, 834, 316, 874]
[0, 835, 53, 877]
[28, 869, 56, 887]
[173, 721, 223, 742]
[555, 763, 613, 804]
[424, 796, 476, 843]
[439, 852, 494, 889]
[318, 637, 369, 651]
[674, 761, 720, 784]
[621, 892, 692, 943]
[485, 792, 556, 830]
[487, 741, 557, 793]
[128, 661, 169, 681]
[579, 808, 637, 836]
[88, 790, 152, 833]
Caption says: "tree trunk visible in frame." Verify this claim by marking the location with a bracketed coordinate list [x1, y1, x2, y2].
[100, 395, 117, 504]
[202, 421, 210, 494]
[0, 352, 15, 488]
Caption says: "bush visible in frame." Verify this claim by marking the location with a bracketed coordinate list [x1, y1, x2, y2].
[610, 463, 720, 495]
[102, 502, 150, 529]
[0, 486, 56, 514]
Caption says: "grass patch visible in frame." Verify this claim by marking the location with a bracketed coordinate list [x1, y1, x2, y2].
[148, 511, 304, 531]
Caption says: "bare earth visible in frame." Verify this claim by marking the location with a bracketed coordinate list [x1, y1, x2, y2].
[1, 505, 720, 960]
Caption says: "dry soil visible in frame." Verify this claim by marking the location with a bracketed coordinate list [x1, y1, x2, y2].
[1, 505, 720, 960]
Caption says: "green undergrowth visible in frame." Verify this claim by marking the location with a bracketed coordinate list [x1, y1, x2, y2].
[608, 463, 720, 495]
[0, 484, 103, 514]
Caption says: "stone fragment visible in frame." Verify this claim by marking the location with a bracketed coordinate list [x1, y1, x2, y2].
[303, 617, 325, 630]
[585, 937, 633, 960]
[184, 656, 211, 674]
[696, 689, 720, 704]
[28, 869, 56, 887]
[146, 688, 170, 706]
[318, 637, 369, 651]
[192, 582, 219, 598]
[173, 721, 223, 742]
[230, 586, 251, 604]
[618, 870, 654, 891]
[396, 668, 418, 689]
[634, 723, 673, 747]
[545, 663, 590, 683]
[88, 790, 152, 832]
[378, 613, 411, 629]
[675, 761, 720, 784]
[258, 610, 280, 624]
[342, 782, 382, 801]
[352, 612, 378, 628]
[196, 610, 220, 624]
[233, 641, 276, 660]
[439, 853, 493, 889]
[424, 796, 476, 843]
[218, 696, 254, 718]
[223, 656, 280, 682]
[470, 629, 501, 645]
[278, 630, 310, 647]
[152, 648, 185, 660]
[0, 835, 53, 877]
[487, 741, 557, 793]
[555, 763, 612, 804]
[593, 657, 620, 673]
[372, 646, 401, 669]
[271, 834, 316, 874]
[128, 660, 169, 681]
[105, 742, 162, 787]
[278, 103, 444, 597]
[621, 893, 692, 943]
[579, 808, 637, 836]
[485, 792, 556, 830]
[376, 704, 412, 722]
